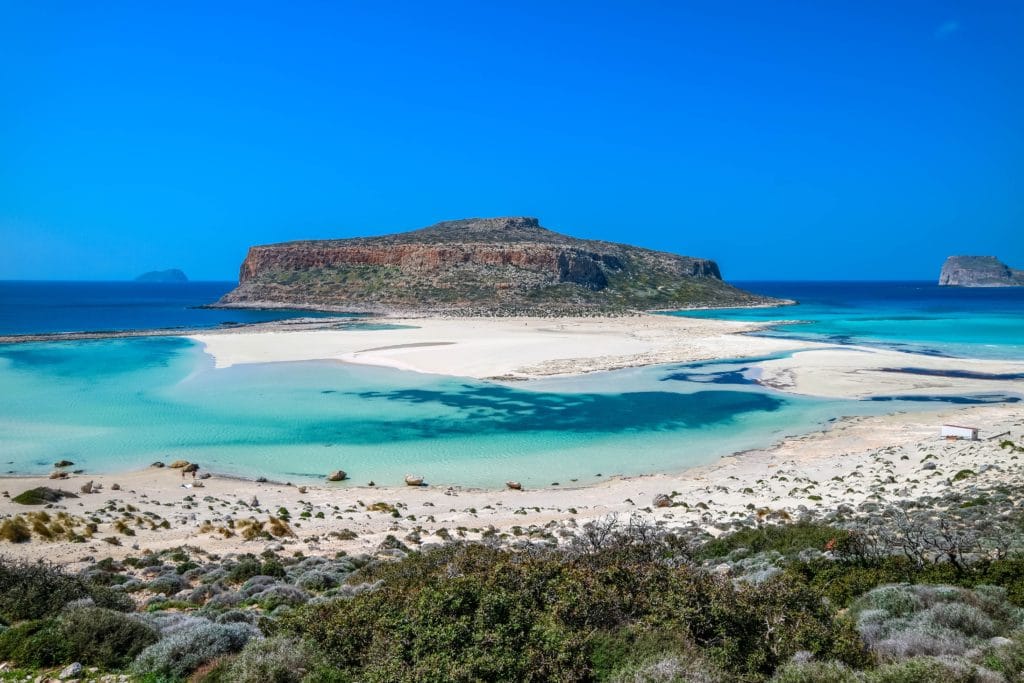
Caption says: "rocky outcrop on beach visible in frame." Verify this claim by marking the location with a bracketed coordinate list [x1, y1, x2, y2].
[217, 217, 779, 315]
[939, 255, 1024, 287]
[135, 268, 188, 283]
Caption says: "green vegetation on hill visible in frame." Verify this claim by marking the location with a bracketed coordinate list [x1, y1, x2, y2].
[219, 216, 780, 314]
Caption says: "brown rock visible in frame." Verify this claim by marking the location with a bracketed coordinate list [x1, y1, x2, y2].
[326, 470, 348, 482]
[505, 481, 523, 490]
[652, 494, 672, 508]
[404, 474, 424, 487]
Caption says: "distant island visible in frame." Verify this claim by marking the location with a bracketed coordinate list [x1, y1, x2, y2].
[216, 216, 780, 315]
[135, 269, 188, 283]
[938, 256, 1024, 287]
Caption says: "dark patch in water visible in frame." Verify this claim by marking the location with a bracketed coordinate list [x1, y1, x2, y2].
[660, 369, 755, 385]
[345, 386, 788, 437]
[867, 394, 1021, 405]
[880, 367, 1024, 381]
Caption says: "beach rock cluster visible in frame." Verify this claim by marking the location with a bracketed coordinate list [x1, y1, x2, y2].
[216, 216, 778, 315]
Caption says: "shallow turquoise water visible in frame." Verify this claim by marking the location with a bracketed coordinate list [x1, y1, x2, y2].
[672, 281, 1024, 360]
[0, 337, 1012, 487]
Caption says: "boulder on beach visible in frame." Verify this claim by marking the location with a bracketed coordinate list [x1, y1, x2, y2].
[183, 463, 200, 473]
[405, 474, 425, 487]
[169, 460, 190, 469]
[53, 460, 74, 468]
[49, 471, 68, 480]
[150, 461, 165, 468]
[79, 480, 94, 494]
[327, 470, 348, 482]
[652, 494, 672, 508]
[506, 481, 523, 490]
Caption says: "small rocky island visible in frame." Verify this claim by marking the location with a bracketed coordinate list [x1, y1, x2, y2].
[939, 256, 1024, 287]
[135, 268, 188, 283]
[217, 216, 780, 315]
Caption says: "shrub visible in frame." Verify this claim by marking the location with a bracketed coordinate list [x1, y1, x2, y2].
[11, 487, 76, 505]
[0, 619, 65, 667]
[0, 558, 130, 621]
[226, 557, 263, 584]
[225, 635, 321, 683]
[130, 622, 258, 679]
[56, 607, 158, 669]
[607, 653, 728, 682]
[851, 584, 1024, 661]
[695, 522, 849, 561]
[251, 584, 309, 610]
[771, 660, 860, 682]
[282, 541, 868, 682]
[148, 572, 188, 596]
[865, 656, 1001, 682]
[295, 569, 339, 592]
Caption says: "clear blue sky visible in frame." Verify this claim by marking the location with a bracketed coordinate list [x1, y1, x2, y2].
[1, 1, 1021, 281]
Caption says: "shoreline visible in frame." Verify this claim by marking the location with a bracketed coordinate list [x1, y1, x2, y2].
[2, 401, 1019, 567]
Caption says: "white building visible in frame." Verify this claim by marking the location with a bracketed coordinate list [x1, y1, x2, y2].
[941, 424, 979, 440]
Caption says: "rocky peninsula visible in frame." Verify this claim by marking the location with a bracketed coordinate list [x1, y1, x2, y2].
[939, 255, 1024, 287]
[216, 216, 780, 315]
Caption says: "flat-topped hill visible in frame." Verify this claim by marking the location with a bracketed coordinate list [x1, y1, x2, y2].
[217, 217, 780, 315]
[939, 256, 1024, 287]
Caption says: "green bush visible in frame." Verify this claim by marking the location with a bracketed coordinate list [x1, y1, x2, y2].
[0, 607, 157, 669]
[226, 557, 264, 584]
[282, 542, 868, 682]
[0, 619, 65, 667]
[0, 557, 131, 621]
[770, 660, 860, 682]
[59, 607, 159, 669]
[11, 487, 76, 505]
[695, 522, 849, 561]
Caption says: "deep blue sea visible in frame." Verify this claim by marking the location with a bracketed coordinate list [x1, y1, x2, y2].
[0, 280, 1020, 486]
[0, 281, 351, 335]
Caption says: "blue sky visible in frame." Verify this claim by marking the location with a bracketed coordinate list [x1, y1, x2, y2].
[1, 1, 1021, 280]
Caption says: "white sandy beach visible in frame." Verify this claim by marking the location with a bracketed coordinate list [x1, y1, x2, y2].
[192, 314, 1024, 399]
[191, 315, 808, 379]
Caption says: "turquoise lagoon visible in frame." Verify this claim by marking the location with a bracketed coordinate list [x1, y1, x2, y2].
[0, 335, 1011, 488]
[2, 280, 1021, 488]
[672, 281, 1024, 360]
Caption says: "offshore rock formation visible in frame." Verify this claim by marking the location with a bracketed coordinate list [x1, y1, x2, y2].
[135, 269, 188, 283]
[939, 256, 1024, 287]
[218, 217, 780, 315]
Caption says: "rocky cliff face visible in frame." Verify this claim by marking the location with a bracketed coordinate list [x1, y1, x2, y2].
[939, 256, 1024, 287]
[218, 217, 777, 315]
